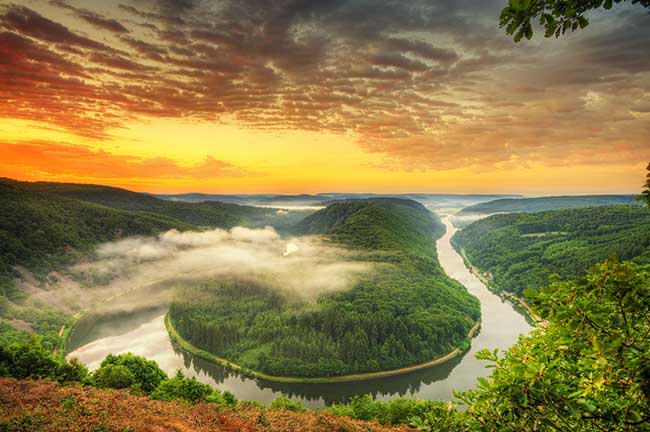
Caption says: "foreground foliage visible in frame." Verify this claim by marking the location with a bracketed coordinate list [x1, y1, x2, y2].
[638, 162, 650, 207]
[461, 258, 650, 431]
[0, 337, 89, 384]
[0, 378, 410, 432]
[500, 0, 650, 42]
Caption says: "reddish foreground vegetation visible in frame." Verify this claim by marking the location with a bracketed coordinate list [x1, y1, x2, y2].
[0, 378, 410, 432]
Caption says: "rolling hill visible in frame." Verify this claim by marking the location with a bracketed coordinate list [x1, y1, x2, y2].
[1, 178, 274, 228]
[0, 181, 199, 350]
[452, 205, 650, 297]
[293, 198, 444, 254]
[458, 195, 640, 215]
[0, 182, 194, 296]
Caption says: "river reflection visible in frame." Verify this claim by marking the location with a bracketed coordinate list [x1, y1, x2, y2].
[68, 215, 532, 408]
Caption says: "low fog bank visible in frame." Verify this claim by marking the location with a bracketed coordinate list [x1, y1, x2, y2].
[73, 226, 372, 310]
[449, 213, 496, 229]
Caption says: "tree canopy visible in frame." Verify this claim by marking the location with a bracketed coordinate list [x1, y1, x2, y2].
[637, 162, 650, 208]
[500, 0, 650, 42]
[452, 205, 650, 297]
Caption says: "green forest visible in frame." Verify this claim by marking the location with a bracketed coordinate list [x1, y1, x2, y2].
[0, 177, 303, 229]
[0, 178, 304, 353]
[1, 176, 648, 430]
[452, 205, 650, 297]
[458, 195, 639, 215]
[169, 199, 480, 377]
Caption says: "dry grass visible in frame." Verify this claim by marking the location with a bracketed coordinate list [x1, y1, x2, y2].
[0, 378, 412, 432]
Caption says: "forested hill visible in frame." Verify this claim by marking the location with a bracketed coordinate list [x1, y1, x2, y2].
[452, 205, 650, 297]
[1, 178, 272, 228]
[170, 199, 480, 377]
[293, 198, 444, 254]
[458, 195, 639, 215]
[0, 183, 194, 295]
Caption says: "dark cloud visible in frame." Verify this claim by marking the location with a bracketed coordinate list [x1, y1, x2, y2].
[1, 5, 115, 51]
[50, 0, 130, 33]
[383, 38, 460, 64]
[156, 0, 196, 18]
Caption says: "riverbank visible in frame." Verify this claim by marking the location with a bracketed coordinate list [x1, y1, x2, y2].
[55, 308, 91, 359]
[61, 277, 170, 359]
[452, 244, 545, 326]
[165, 313, 481, 384]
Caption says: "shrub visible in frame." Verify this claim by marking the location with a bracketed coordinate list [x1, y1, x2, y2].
[151, 370, 212, 403]
[98, 353, 167, 394]
[270, 396, 305, 412]
[94, 364, 135, 389]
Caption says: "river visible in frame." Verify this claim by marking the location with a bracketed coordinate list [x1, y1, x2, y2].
[67, 215, 532, 408]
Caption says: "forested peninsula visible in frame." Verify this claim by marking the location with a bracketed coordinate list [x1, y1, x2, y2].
[169, 199, 480, 378]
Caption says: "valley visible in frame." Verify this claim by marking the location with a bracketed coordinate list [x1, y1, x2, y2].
[2, 1, 648, 428]
[1, 177, 648, 431]
[65, 214, 532, 407]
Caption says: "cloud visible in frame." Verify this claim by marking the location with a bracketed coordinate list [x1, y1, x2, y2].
[1, 5, 115, 52]
[84, 226, 372, 302]
[0, 1, 648, 171]
[0, 140, 250, 181]
[49, 0, 130, 33]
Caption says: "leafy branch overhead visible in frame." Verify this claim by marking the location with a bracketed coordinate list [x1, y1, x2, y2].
[500, 0, 650, 42]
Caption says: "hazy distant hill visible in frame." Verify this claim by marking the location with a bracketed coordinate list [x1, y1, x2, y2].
[458, 195, 639, 215]
[452, 205, 650, 297]
[257, 194, 324, 204]
[156, 191, 520, 209]
[2, 178, 274, 228]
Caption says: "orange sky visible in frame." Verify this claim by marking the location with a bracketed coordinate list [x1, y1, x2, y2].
[1, 1, 648, 194]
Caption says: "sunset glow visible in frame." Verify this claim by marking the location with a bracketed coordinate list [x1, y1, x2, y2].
[1, 0, 648, 194]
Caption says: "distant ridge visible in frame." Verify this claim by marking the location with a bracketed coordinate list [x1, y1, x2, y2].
[459, 195, 639, 214]
[1, 178, 272, 227]
[292, 198, 439, 253]
[156, 192, 521, 208]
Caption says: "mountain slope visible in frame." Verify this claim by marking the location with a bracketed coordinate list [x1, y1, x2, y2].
[0, 181, 200, 349]
[458, 195, 639, 215]
[2, 178, 272, 228]
[452, 205, 650, 296]
[0, 182, 193, 292]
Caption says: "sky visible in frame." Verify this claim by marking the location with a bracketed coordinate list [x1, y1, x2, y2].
[1, 0, 648, 194]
